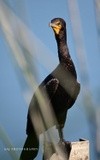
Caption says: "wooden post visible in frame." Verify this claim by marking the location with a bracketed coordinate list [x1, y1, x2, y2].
[43, 139, 89, 160]
[69, 139, 89, 160]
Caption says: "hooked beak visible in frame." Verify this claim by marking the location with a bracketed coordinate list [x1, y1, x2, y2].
[49, 22, 57, 28]
[49, 22, 61, 34]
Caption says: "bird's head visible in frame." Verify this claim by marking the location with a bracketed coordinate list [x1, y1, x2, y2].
[49, 18, 66, 36]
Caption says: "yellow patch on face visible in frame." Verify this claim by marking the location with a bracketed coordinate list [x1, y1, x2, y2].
[53, 27, 60, 34]
[49, 21, 62, 34]
[53, 24, 62, 34]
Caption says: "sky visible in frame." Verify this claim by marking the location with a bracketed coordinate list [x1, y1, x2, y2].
[0, 0, 100, 159]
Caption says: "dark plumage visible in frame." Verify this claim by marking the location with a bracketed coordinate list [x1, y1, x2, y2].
[19, 18, 80, 160]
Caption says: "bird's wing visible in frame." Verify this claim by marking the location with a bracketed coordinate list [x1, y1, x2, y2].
[43, 78, 59, 99]
[29, 77, 59, 110]
[27, 78, 60, 135]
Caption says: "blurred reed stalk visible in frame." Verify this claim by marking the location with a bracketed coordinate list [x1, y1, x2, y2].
[94, 0, 100, 158]
[67, 0, 98, 159]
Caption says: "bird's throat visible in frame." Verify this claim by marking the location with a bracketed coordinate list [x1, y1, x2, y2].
[57, 40, 70, 63]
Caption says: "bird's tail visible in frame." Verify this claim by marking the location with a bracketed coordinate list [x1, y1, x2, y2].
[19, 132, 39, 160]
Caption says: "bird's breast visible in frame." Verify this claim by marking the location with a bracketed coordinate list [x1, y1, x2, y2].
[50, 85, 70, 112]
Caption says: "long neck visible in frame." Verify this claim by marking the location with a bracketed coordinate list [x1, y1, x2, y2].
[55, 30, 70, 62]
[55, 30, 77, 78]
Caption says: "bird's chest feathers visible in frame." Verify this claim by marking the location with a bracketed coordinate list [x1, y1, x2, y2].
[51, 85, 69, 111]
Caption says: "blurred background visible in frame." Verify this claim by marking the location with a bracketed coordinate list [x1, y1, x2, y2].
[0, 0, 100, 159]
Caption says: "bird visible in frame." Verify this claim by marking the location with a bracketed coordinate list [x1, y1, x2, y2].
[19, 18, 80, 160]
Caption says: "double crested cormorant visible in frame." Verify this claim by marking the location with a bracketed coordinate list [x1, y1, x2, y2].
[19, 18, 80, 160]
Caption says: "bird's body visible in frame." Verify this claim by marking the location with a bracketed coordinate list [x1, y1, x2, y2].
[20, 18, 80, 160]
